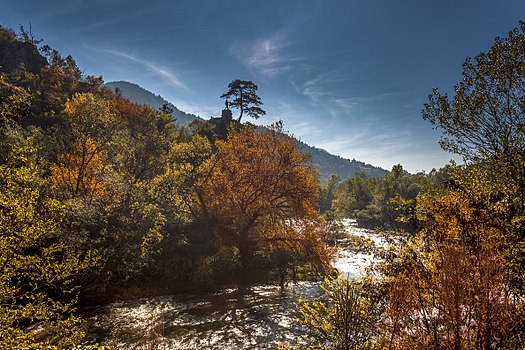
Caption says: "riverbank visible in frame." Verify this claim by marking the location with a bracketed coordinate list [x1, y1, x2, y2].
[80, 220, 383, 349]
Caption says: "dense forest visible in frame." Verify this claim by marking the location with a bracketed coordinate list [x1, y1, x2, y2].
[0, 25, 334, 347]
[2, 21, 525, 349]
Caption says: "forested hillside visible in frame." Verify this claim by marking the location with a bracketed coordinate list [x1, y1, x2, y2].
[0, 26, 333, 348]
[105, 81, 201, 126]
[106, 80, 387, 180]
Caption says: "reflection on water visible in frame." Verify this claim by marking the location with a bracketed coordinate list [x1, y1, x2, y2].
[83, 220, 384, 349]
[84, 283, 317, 349]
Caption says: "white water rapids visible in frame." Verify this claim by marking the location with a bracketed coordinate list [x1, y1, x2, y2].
[81, 219, 385, 349]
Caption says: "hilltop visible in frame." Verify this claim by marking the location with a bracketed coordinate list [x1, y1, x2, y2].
[105, 81, 387, 180]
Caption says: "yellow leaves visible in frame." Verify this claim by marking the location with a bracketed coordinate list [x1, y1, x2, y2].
[169, 134, 215, 176]
[64, 92, 116, 134]
[0, 75, 32, 125]
[0, 133, 92, 348]
[292, 274, 380, 350]
[382, 186, 519, 349]
[136, 202, 166, 258]
[62, 93, 119, 159]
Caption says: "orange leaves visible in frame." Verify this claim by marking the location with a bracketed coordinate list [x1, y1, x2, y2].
[211, 126, 319, 221]
[196, 126, 323, 269]
[48, 93, 120, 201]
[49, 136, 107, 201]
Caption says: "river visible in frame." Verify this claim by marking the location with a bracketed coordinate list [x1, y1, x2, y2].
[82, 219, 383, 349]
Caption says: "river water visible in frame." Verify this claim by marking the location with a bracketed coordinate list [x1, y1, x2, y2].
[82, 219, 383, 349]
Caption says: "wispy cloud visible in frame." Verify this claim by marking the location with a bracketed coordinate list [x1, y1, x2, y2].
[295, 70, 353, 104]
[231, 34, 300, 77]
[333, 92, 407, 113]
[100, 49, 187, 90]
[315, 133, 368, 153]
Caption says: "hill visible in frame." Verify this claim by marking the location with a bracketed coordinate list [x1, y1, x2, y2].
[299, 142, 387, 180]
[105, 81, 201, 126]
[105, 81, 387, 180]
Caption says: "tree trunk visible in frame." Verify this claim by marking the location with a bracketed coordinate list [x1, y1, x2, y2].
[239, 229, 250, 270]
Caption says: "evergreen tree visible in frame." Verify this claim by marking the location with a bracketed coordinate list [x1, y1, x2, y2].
[220, 79, 266, 123]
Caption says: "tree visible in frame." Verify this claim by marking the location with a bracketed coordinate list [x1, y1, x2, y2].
[334, 164, 424, 231]
[110, 97, 176, 195]
[320, 173, 341, 213]
[333, 174, 373, 217]
[0, 132, 93, 348]
[423, 22, 525, 164]
[210, 127, 321, 269]
[48, 93, 116, 201]
[220, 79, 266, 123]
[50, 136, 107, 201]
[380, 189, 524, 349]
[422, 21, 525, 294]
[18, 24, 43, 45]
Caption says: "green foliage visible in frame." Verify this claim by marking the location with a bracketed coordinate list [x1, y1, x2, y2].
[288, 274, 381, 350]
[0, 131, 94, 348]
[423, 22, 525, 164]
[333, 164, 428, 232]
[320, 173, 341, 213]
[333, 173, 374, 217]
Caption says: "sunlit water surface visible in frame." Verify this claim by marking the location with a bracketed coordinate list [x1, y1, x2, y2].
[82, 219, 384, 349]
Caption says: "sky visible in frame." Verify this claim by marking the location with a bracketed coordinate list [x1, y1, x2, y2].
[1, 0, 524, 173]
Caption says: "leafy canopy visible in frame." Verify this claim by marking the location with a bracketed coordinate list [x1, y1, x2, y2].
[423, 21, 525, 164]
[0, 132, 94, 348]
[220, 79, 266, 123]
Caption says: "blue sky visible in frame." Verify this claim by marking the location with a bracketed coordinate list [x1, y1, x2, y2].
[1, 0, 524, 172]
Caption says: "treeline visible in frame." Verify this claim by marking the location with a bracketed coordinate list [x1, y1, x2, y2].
[0, 26, 332, 347]
[284, 22, 525, 350]
[321, 164, 452, 232]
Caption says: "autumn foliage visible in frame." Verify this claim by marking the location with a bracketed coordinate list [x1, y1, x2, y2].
[285, 22, 525, 350]
[207, 127, 324, 268]
[0, 32, 331, 344]
[381, 190, 523, 349]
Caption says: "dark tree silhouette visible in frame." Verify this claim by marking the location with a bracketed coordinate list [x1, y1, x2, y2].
[220, 79, 266, 123]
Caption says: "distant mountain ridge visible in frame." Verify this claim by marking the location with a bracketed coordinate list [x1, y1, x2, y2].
[105, 81, 387, 180]
[299, 142, 387, 180]
[105, 81, 202, 126]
